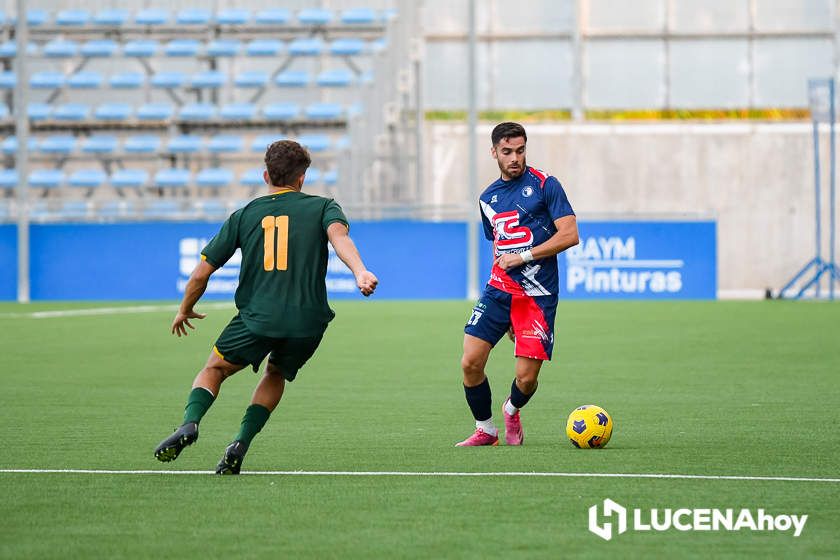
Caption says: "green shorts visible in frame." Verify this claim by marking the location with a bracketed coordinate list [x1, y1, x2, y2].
[213, 314, 324, 381]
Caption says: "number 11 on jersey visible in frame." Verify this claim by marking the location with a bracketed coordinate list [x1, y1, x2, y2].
[262, 215, 289, 271]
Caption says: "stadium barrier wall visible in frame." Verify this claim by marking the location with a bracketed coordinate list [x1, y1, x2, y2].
[0, 220, 715, 301]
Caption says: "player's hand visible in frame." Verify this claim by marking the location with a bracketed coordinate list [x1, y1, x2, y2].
[171, 310, 207, 337]
[356, 271, 378, 297]
[495, 252, 526, 271]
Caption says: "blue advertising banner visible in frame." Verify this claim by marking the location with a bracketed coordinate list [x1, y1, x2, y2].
[0, 225, 16, 300]
[479, 221, 717, 299]
[1, 219, 715, 301]
[26, 221, 467, 301]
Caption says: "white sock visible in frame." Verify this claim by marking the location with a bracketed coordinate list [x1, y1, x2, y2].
[504, 399, 519, 416]
[476, 418, 498, 437]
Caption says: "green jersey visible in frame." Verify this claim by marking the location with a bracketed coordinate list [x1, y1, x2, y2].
[201, 190, 349, 338]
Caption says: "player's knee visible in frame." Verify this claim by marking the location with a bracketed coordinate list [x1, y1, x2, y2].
[516, 374, 539, 394]
[461, 355, 484, 380]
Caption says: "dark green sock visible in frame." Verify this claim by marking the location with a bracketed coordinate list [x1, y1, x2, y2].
[235, 404, 272, 446]
[183, 387, 216, 425]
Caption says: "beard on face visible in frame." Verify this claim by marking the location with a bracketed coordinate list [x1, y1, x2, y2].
[499, 157, 526, 178]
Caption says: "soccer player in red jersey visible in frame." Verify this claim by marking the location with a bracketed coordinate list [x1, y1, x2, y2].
[457, 122, 579, 446]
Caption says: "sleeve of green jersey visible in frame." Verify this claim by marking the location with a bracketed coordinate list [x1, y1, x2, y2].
[201, 211, 241, 268]
[322, 199, 349, 231]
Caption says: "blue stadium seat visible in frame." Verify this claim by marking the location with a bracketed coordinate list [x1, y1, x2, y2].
[111, 169, 148, 188]
[0, 42, 36, 57]
[144, 199, 182, 218]
[29, 169, 64, 188]
[98, 200, 126, 218]
[196, 199, 228, 218]
[109, 72, 144, 89]
[317, 69, 354, 87]
[0, 103, 7, 120]
[39, 135, 77, 154]
[330, 38, 365, 56]
[371, 38, 388, 52]
[53, 104, 91, 121]
[94, 9, 129, 26]
[246, 39, 283, 56]
[30, 71, 65, 89]
[235, 71, 269, 88]
[154, 169, 191, 188]
[263, 103, 300, 120]
[289, 38, 324, 56]
[137, 103, 174, 120]
[240, 167, 266, 186]
[135, 9, 169, 25]
[217, 9, 251, 25]
[305, 103, 343, 120]
[0, 169, 18, 189]
[1, 137, 37, 154]
[208, 135, 244, 153]
[250, 135, 283, 152]
[177, 9, 212, 25]
[151, 72, 186, 89]
[68, 169, 106, 188]
[165, 40, 201, 57]
[220, 103, 256, 120]
[297, 134, 331, 152]
[28, 103, 52, 121]
[59, 201, 90, 219]
[0, 71, 15, 89]
[190, 71, 226, 89]
[25, 10, 49, 27]
[95, 103, 133, 121]
[275, 70, 310, 87]
[68, 71, 103, 89]
[179, 103, 217, 121]
[81, 135, 118, 153]
[197, 168, 234, 188]
[255, 9, 291, 25]
[124, 135, 161, 153]
[297, 8, 333, 26]
[167, 135, 203, 153]
[305, 167, 322, 184]
[81, 40, 117, 57]
[332, 136, 349, 151]
[323, 169, 338, 186]
[207, 39, 241, 57]
[124, 40, 159, 57]
[56, 10, 90, 26]
[44, 39, 78, 58]
[341, 8, 377, 25]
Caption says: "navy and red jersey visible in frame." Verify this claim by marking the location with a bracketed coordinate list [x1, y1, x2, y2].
[479, 166, 575, 297]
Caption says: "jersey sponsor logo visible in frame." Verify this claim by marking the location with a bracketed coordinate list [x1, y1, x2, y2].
[493, 210, 534, 250]
[521, 186, 533, 198]
[490, 195, 498, 204]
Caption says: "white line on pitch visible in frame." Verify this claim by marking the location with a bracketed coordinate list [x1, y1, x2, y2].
[0, 469, 838, 483]
[0, 302, 235, 319]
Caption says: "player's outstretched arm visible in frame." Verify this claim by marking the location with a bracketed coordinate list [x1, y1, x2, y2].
[327, 222, 378, 297]
[171, 259, 216, 336]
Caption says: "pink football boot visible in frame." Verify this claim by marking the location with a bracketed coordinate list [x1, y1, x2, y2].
[502, 398, 524, 446]
[455, 427, 499, 447]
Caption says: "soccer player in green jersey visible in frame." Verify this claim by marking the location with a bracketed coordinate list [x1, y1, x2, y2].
[154, 140, 378, 474]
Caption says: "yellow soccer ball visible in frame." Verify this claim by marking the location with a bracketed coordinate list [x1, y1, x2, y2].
[566, 405, 613, 449]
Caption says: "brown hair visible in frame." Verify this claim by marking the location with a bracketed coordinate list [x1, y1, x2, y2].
[491, 122, 527, 146]
[264, 140, 311, 186]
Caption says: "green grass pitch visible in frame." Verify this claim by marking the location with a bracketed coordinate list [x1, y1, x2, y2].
[1, 300, 838, 558]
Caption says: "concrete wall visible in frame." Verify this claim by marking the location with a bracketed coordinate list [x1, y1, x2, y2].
[426, 122, 835, 293]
